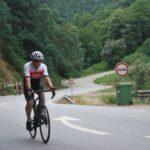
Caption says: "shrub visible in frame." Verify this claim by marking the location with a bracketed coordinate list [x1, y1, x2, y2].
[129, 62, 150, 89]
[101, 94, 117, 104]
[123, 52, 143, 65]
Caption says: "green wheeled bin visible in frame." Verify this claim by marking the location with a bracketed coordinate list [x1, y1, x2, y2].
[116, 83, 133, 105]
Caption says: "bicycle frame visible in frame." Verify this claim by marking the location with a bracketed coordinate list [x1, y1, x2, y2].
[33, 88, 55, 111]
[32, 90, 51, 126]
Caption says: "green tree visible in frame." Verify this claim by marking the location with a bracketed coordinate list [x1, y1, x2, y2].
[140, 38, 150, 56]
[122, 0, 150, 51]
[0, 0, 12, 51]
[106, 8, 126, 40]
[101, 38, 127, 67]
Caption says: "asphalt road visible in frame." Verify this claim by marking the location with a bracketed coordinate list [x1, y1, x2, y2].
[0, 71, 150, 150]
[0, 95, 150, 150]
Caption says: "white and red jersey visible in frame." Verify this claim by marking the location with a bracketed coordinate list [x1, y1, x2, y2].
[24, 62, 49, 79]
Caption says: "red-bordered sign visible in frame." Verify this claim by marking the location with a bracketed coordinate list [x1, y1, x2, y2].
[68, 78, 75, 84]
[115, 62, 129, 76]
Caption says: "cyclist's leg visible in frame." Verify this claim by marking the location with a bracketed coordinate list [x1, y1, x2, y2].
[23, 78, 34, 130]
[38, 92, 45, 114]
[40, 92, 45, 105]
[25, 100, 33, 121]
[37, 79, 45, 113]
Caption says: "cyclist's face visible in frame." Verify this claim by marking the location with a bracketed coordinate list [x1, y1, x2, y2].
[32, 60, 42, 68]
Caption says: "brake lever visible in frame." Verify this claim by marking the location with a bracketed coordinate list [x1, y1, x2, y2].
[51, 88, 56, 99]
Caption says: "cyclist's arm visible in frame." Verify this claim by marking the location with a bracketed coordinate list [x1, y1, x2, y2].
[24, 63, 32, 90]
[44, 76, 54, 89]
[43, 64, 54, 89]
[25, 77, 31, 90]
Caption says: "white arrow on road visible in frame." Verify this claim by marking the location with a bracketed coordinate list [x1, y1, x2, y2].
[144, 136, 150, 139]
[54, 116, 111, 135]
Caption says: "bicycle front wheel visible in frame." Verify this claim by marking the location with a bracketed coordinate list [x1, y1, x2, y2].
[29, 111, 37, 139]
[40, 106, 50, 143]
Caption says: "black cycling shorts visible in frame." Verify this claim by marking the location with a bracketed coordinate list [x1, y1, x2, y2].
[23, 77, 43, 101]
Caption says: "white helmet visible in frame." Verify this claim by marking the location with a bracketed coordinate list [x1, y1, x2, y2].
[31, 51, 44, 60]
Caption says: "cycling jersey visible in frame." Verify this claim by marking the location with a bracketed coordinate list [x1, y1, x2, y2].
[23, 62, 49, 101]
[24, 62, 49, 79]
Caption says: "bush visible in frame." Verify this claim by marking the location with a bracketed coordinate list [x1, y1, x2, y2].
[2, 49, 25, 73]
[129, 62, 150, 89]
[123, 52, 143, 65]
[101, 94, 117, 104]
[133, 97, 150, 105]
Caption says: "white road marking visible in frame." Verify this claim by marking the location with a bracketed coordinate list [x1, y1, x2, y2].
[54, 116, 111, 135]
[144, 136, 150, 139]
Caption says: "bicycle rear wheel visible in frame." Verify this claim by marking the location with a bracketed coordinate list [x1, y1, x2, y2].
[29, 112, 37, 139]
[40, 106, 50, 143]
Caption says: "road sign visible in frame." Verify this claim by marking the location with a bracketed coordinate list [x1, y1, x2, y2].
[68, 78, 75, 98]
[115, 62, 129, 76]
[68, 78, 75, 84]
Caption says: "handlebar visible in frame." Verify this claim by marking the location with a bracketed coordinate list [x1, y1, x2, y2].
[34, 88, 56, 99]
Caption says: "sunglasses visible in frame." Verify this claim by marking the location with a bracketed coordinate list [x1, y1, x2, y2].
[33, 59, 42, 63]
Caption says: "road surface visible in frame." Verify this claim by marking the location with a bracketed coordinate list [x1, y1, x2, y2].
[0, 96, 150, 150]
[0, 71, 150, 150]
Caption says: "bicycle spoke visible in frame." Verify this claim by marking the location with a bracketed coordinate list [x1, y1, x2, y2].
[29, 110, 37, 139]
[40, 106, 50, 143]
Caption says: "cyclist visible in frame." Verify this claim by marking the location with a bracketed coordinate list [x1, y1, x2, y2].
[23, 51, 55, 131]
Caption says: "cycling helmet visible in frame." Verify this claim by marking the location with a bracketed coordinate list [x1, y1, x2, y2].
[31, 51, 44, 60]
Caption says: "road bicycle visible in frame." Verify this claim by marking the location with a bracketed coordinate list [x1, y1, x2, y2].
[29, 88, 55, 143]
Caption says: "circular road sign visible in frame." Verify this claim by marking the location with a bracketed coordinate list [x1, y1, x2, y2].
[115, 62, 129, 76]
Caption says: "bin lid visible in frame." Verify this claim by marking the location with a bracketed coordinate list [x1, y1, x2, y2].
[116, 82, 132, 87]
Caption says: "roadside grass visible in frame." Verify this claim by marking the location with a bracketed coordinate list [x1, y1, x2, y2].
[57, 90, 117, 106]
[133, 97, 150, 105]
[57, 86, 150, 106]
[72, 92, 117, 106]
[94, 72, 133, 86]
[72, 95, 100, 105]
[100, 87, 115, 93]
[101, 94, 117, 105]
[60, 75, 149, 106]
[80, 61, 110, 77]
[58, 90, 150, 106]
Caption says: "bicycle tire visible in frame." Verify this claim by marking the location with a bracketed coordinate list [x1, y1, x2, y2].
[40, 106, 51, 143]
[29, 114, 37, 139]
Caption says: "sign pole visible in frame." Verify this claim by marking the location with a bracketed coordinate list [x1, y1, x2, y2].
[68, 78, 75, 99]
[70, 83, 73, 98]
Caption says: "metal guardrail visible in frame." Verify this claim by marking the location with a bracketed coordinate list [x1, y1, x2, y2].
[137, 90, 150, 97]
[136, 90, 150, 101]
[63, 95, 75, 104]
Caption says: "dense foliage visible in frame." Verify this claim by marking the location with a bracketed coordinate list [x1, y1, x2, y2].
[50, 0, 112, 19]
[0, 0, 149, 88]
